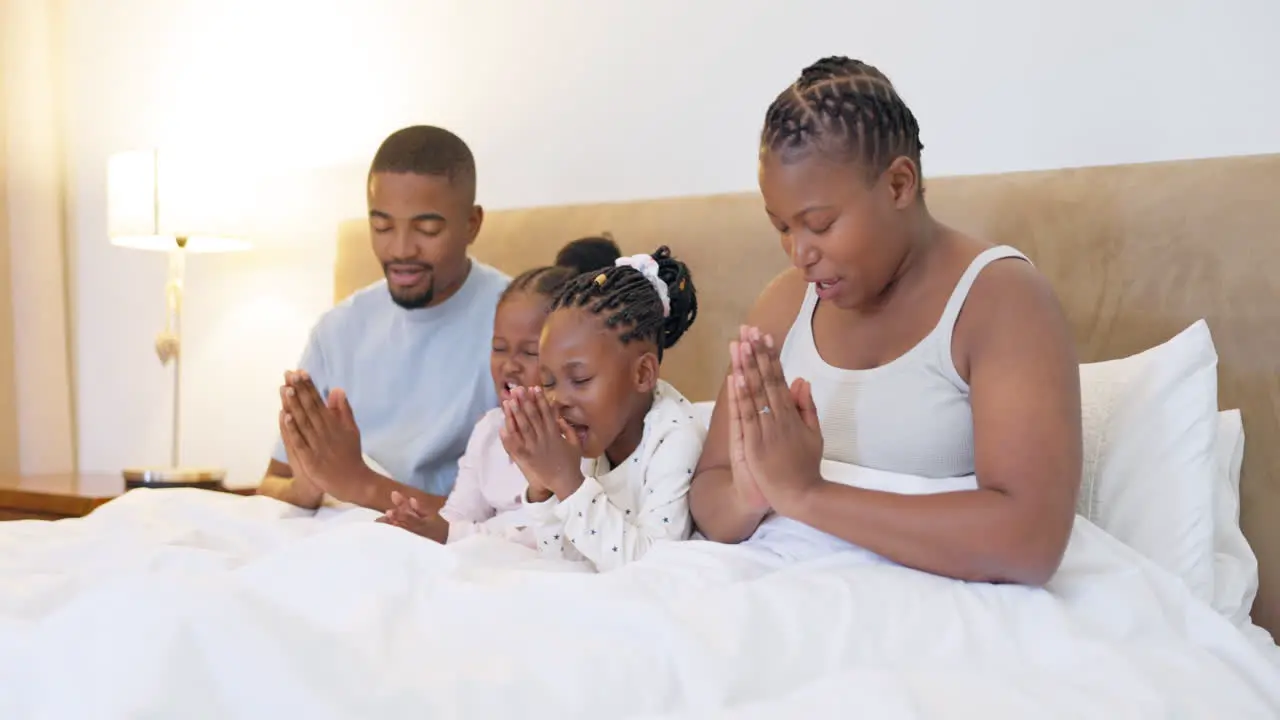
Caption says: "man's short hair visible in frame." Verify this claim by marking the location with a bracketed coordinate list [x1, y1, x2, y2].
[369, 125, 477, 203]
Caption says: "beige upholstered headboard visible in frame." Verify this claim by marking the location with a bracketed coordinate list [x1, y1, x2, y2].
[335, 154, 1280, 639]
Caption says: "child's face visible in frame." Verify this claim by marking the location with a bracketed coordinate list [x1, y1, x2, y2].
[539, 306, 657, 462]
[490, 291, 550, 402]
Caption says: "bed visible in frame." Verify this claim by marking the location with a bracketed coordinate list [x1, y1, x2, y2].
[1, 154, 1278, 718]
[340, 152, 1280, 637]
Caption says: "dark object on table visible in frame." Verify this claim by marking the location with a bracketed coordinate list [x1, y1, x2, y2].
[122, 467, 227, 491]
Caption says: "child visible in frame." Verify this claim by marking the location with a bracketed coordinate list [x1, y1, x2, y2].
[377, 263, 588, 545]
[501, 246, 704, 571]
[555, 233, 621, 274]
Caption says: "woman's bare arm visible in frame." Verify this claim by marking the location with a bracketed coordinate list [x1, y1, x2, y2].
[777, 260, 1082, 585]
[689, 269, 809, 543]
[687, 381, 764, 543]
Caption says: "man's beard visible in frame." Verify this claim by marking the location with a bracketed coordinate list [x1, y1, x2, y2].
[384, 264, 434, 309]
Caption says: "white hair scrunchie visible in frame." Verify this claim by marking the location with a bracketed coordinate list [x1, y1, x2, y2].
[614, 253, 670, 318]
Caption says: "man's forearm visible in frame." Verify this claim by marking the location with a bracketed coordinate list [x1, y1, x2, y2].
[688, 467, 768, 544]
[335, 466, 446, 515]
[258, 473, 324, 510]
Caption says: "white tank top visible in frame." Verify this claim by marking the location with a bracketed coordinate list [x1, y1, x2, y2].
[748, 245, 1031, 561]
[779, 244, 1031, 478]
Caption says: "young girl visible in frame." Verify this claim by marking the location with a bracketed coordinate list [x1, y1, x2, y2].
[501, 246, 704, 572]
[377, 263, 592, 545]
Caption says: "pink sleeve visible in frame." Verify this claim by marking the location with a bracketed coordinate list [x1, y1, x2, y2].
[438, 410, 500, 529]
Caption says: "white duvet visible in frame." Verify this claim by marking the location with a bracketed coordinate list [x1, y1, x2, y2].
[1, 484, 1278, 719]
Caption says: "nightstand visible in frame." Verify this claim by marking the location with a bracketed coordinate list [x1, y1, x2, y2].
[0, 473, 257, 520]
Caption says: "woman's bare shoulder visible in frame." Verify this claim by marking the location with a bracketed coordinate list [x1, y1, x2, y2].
[746, 268, 809, 339]
[959, 247, 1072, 355]
[934, 228, 1068, 364]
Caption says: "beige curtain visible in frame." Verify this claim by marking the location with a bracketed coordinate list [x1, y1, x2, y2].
[0, 55, 17, 475]
[0, 0, 77, 477]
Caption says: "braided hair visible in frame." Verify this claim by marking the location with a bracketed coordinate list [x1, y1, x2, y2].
[500, 265, 576, 304]
[761, 56, 924, 182]
[549, 246, 697, 361]
[499, 236, 624, 305]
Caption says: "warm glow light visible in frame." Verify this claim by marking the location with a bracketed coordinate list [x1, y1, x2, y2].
[107, 148, 253, 254]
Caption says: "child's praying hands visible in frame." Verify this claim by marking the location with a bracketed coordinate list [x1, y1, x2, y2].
[500, 386, 585, 501]
[378, 491, 449, 542]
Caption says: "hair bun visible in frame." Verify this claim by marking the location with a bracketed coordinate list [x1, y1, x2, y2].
[555, 235, 622, 274]
[546, 244, 696, 361]
[651, 246, 697, 351]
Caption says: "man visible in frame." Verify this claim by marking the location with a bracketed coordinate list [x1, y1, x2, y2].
[258, 125, 509, 511]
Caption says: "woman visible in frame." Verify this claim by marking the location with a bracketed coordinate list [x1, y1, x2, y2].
[688, 57, 1082, 586]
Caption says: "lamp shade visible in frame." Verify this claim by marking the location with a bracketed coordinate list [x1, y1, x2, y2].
[107, 148, 253, 253]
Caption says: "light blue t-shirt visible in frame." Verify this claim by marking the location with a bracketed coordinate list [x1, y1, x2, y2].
[272, 260, 510, 495]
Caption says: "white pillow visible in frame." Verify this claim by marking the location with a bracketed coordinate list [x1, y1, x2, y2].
[1077, 320, 1220, 603]
[1211, 408, 1257, 624]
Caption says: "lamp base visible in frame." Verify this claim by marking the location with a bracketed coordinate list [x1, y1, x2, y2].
[122, 466, 227, 491]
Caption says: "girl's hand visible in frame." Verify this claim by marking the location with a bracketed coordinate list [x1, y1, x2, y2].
[500, 393, 554, 502]
[500, 386, 585, 500]
[727, 328, 771, 515]
[377, 490, 448, 543]
[732, 327, 825, 516]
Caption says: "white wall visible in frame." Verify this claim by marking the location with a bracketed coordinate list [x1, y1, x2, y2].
[59, 0, 1280, 486]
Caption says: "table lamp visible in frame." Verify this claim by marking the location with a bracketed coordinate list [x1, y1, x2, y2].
[107, 148, 252, 489]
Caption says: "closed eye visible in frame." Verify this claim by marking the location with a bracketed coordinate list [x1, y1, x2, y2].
[414, 220, 446, 237]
